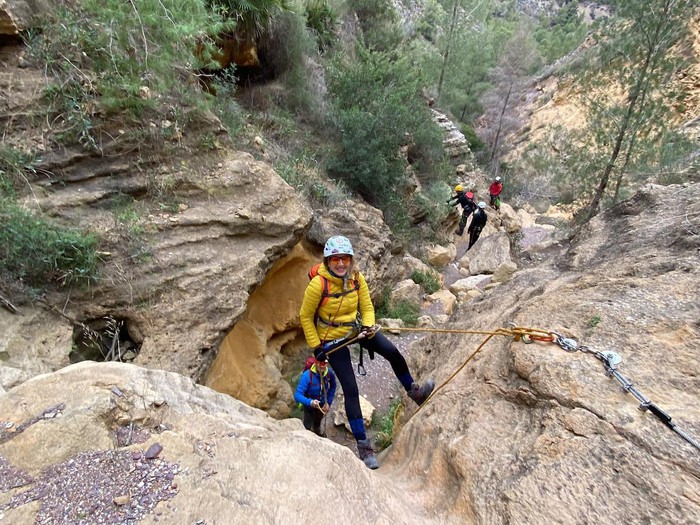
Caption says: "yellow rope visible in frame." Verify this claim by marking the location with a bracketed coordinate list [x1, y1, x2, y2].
[322, 325, 557, 425]
[383, 325, 554, 340]
[387, 325, 557, 419]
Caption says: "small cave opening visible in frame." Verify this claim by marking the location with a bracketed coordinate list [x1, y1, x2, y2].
[70, 316, 141, 364]
[278, 329, 311, 382]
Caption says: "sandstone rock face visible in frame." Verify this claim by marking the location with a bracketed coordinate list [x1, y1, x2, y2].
[6, 151, 313, 392]
[0, 308, 72, 390]
[0, 0, 48, 34]
[204, 241, 318, 418]
[0, 363, 437, 524]
[385, 182, 700, 524]
[431, 109, 470, 164]
[205, 196, 404, 417]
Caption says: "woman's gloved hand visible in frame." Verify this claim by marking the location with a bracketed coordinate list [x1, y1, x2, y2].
[358, 325, 379, 339]
[314, 342, 333, 361]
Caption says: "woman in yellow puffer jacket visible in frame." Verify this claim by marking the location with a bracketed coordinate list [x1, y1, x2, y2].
[299, 235, 434, 470]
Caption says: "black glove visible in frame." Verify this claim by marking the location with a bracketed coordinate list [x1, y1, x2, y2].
[314, 345, 327, 362]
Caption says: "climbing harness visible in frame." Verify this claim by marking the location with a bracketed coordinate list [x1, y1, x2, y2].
[550, 332, 700, 452]
[382, 324, 700, 453]
[324, 326, 380, 376]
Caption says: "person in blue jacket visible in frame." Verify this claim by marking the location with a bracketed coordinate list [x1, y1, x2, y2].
[294, 355, 337, 437]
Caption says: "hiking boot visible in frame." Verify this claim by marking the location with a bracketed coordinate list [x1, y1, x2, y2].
[408, 380, 435, 406]
[357, 438, 379, 470]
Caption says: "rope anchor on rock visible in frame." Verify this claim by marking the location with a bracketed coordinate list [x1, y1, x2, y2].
[379, 324, 699, 453]
[550, 332, 700, 452]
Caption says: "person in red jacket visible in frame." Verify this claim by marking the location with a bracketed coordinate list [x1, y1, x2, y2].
[489, 176, 503, 210]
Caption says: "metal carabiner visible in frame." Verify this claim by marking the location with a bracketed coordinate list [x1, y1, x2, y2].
[552, 333, 579, 352]
[599, 351, 622, 370]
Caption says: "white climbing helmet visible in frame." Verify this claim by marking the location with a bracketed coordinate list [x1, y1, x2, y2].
[324, 236, 354, 257]
[495, 176, 501, 182]
[477, 201, 487, 209]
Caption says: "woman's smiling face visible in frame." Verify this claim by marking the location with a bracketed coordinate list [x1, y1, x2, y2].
[328, 254, 351, 276]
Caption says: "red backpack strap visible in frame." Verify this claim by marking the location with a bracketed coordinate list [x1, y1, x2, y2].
[309, 263, 331, 309]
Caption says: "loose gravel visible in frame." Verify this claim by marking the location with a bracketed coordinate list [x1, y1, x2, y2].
[1, 448, 179, 524]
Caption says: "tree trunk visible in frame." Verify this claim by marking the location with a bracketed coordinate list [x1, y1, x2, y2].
[489, 83, 512, 165]
[585, 24, 660, 221]
[437, 0, 458, 101]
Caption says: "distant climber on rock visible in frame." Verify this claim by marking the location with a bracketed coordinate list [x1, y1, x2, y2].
[447, 184, 477, 236]
[468, 202, 488, 250]
[294, 354, 336, 437]
[489, 176, 503, 210]
[299, 235, 434, 470]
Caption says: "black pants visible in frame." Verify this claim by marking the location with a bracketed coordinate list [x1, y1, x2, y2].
[327, 331, 409, 423]
[468, 226, 483, 249]
[303, 406, 325, 436]
[458, 209, 472, 233]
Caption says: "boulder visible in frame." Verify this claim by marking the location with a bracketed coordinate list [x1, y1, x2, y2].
[334, 394, 375, 432]
[516, 208, 537, 229]
[378, 318, 405, 334]
[390, 279, 422, 305]
[449, 275, 491, 294]
[491, 261, 518, 283]
[416, 316, 435, 328]
[424, 289, 457, 316]
[0, 362, 435, 523]
[427, 244, 455, 267]
[498, 202, 522, 233]
[0, 0, 48, 34]
[398, 253, 436, 282]
[468, 232, 512, 274]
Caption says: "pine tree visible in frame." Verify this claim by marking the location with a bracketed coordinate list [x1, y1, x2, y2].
[583, 0, 698, 221]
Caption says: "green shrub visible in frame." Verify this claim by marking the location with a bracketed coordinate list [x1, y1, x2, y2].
[276, 151, 349, 207]
[305, 0, 338, 53]
[326, 45, 446, 227]
[411, 269, 441, 295]
[413, 0, 445, 43]
[533, 1, 587, 64]
[372, 398, 402, 449]
[375, 287, 420, 326]
[0, 146, 37, 198]
[351, 0, 403, 51]
[111, 194, 146, 236]
[29, 0, 229, 150]
[210, 69, 247, 139]
[264, 10, 319, 116]
[0, 200, 100, 286]
[459, 123, 485, 152]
